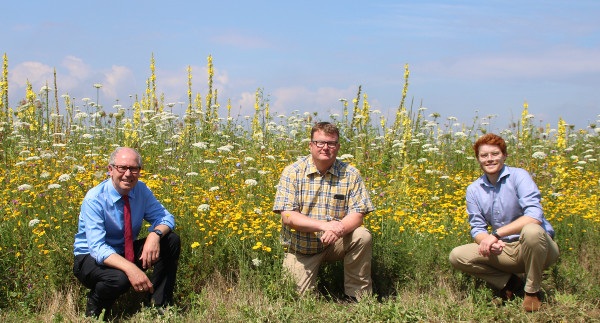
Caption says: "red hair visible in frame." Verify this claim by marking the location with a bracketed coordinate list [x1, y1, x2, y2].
[473, 133, 507, 157]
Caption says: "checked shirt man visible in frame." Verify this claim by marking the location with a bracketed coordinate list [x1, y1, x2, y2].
[273, 122, 374, 300]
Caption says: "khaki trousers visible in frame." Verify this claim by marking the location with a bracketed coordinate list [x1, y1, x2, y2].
[449, 223, 559, 293]
[283, 227, 372, 298]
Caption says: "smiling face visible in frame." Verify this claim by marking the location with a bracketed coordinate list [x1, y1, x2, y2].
[310, 130, 340, 171]
[108, 148, 140, 196]
[477, 144, 507, 183]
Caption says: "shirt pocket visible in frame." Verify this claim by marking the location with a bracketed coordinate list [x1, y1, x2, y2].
[328, 189, 348, 220]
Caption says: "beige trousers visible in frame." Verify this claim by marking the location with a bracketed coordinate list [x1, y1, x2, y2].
[283, 227, 372, 298]
[449, 223, 559, 293]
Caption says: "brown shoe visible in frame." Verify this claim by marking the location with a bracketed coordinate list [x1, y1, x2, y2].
[523, 292, 542, 312]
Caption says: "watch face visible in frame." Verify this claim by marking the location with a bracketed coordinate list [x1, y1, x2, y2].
[154, 229, 162, 236]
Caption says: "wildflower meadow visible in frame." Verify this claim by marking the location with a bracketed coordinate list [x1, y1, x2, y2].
[0, 54, 599, 321]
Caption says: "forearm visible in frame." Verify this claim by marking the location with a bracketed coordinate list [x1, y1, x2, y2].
[495, 215, 541, 237]
[153, 224, 171, 236]
[474, 232, 490, 244]
[281, 211, 327, 232]
[340, 212, 364, 236]
[103, 253, 140, 274]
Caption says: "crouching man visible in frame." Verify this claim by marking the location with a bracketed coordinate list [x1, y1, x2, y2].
[449, 134, 559, 311]
[73, 147, 180, 318]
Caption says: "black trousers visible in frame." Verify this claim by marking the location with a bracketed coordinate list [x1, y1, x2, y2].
[73, 232, 181, 309]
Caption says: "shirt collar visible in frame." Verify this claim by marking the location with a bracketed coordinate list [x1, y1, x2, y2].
[105, 178, 136, 203]
[481, 165, 510, 187]
[308, 156, 341, 177]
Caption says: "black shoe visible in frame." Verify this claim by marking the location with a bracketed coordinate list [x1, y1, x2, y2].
[85, 297, 102, 318]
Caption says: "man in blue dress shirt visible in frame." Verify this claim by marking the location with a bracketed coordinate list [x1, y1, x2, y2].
[449, 134, 559, 312]
[73, 147, 180, 318]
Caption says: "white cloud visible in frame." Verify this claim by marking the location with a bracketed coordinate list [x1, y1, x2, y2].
[62, 56, 91, 80]
[10, 62, 54, 89]
[102, 65, 136, 100]
[234, 91, 257, 117]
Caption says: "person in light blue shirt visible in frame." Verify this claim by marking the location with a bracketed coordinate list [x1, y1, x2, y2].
[73, 147, 180, 318]
[449, 134, 559, 312]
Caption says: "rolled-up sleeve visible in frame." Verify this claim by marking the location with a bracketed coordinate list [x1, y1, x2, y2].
[142, 187, 175, 231]
[273, 165, 297, 213]
[347, 174, 374, 215]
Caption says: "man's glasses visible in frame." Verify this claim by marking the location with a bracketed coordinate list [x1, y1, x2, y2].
[111, 165, 141, 174]
[311, 140, 339, 148]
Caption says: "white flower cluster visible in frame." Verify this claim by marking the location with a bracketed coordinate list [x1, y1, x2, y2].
[18, 184, 33, 191]
[192, 142, 209, 149]
[532, 151, 547, 159]
[28, 219, 41, 227]
[245, 179, 258, 186]
[197, 204, 210, 212]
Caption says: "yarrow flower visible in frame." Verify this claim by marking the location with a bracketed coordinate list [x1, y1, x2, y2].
[18, 184, 33, 191]
[28, 219, 41, 227]
[209, 186, 219, 192]
[532, 151, 547, 159]
[186, 172, 199, 176]
[47, 184, 61, 190]
[245, 179, 258, 186]
[252, 258, 262, 267]
[417, 158, 428, 163]
[217, 144, 234, 153]
[58, 174, 72, 182]
[198, 204, 210, 212]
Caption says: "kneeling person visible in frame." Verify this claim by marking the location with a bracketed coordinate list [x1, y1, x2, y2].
[273, 122, 375, 300]
[73, 147, 181, 318]
[449, 134, 559, 311]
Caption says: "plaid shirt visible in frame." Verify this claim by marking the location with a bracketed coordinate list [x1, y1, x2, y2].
[273, 155, 374, 254]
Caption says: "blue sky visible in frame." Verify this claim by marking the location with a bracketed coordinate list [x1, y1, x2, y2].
[2, 0, 599, 130]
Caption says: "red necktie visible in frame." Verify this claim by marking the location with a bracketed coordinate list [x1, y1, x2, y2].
[123, 196, 134, 262]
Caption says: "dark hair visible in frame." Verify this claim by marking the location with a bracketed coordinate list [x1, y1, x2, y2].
[310, 122, 339, 140]
[109, 147, 143, 168]
[473, 133, 507, 157]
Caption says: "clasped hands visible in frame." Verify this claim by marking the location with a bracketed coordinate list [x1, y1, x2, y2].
[478, 234, 506, 257]
[320, 220, 345, 245]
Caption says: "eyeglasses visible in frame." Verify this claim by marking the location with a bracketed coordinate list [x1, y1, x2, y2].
[478, 151, 502, 159]
[311, 140, 339, 148]
[111, 164, 141, 174]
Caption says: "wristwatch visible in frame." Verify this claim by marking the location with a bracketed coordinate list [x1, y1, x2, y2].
[491, 229, 501, 239]
[152, 229, 163, 239]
